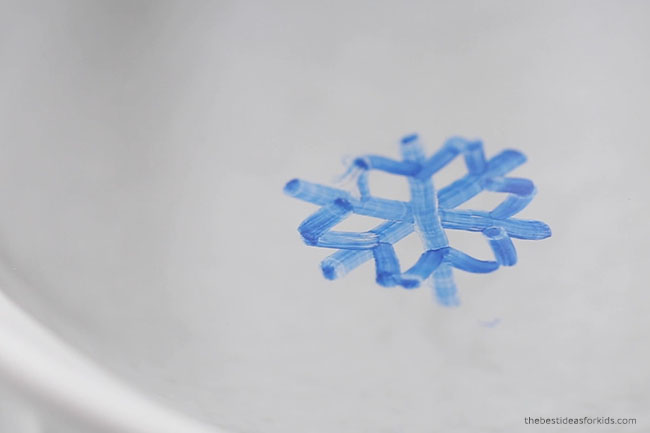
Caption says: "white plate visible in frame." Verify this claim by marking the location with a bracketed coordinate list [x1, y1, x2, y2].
[1, 2, 649, 432]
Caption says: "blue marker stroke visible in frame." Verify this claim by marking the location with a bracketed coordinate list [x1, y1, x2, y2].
[284, 134, 551, 305]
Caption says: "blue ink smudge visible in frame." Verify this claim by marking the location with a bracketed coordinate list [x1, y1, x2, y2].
[284, 134, 551, 306]
[480, 318, 502, 328]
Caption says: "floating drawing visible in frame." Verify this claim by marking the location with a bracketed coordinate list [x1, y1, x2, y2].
[284, 134, 551, 305]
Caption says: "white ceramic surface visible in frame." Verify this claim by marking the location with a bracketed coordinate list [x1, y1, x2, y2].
[1, 1, 649, 432]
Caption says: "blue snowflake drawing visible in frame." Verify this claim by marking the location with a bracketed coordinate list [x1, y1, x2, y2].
[284, 134, 551, 306]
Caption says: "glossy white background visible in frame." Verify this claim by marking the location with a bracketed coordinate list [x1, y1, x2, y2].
[1, 1, 649, 432]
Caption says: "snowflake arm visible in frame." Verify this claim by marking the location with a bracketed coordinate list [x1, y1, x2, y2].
[436, 149, 527, 209]
[445, 248, 499, 273]
[439, 210, 551, 240]
[285, 179, 411, 221]
[483, 177, 536, 219]
[483, 226, 518, 266]
[320, 221, 413, 279]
